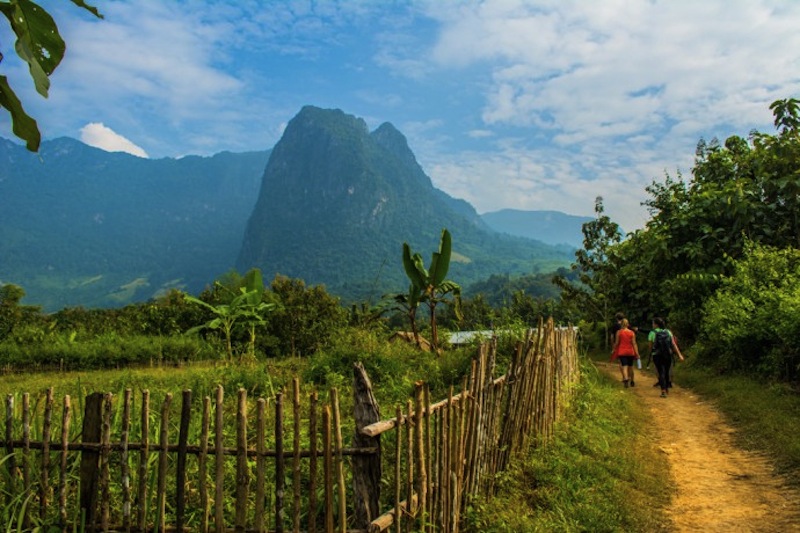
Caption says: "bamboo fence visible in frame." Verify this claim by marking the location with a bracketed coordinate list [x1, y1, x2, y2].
[0, 319, 578, 532]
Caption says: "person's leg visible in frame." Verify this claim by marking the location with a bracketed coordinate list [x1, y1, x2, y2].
[655, 356, 669, 396]
[629, 363, 636, 386]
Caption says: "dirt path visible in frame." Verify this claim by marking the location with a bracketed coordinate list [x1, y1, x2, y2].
[597, 362, 800, 532]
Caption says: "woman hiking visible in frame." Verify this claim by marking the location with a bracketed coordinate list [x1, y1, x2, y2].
[647, 317, 684, 397]
[611, 318, 640, 387]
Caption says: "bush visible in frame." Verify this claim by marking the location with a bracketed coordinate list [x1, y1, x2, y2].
[698, 242, 800, 380]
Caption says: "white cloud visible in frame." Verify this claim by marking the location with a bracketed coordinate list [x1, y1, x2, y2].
[80, 123, 148, 158]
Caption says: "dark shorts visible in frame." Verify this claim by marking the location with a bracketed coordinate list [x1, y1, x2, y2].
[618, 356, 635, 367]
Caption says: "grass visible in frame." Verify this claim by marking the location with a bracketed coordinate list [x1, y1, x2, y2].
[673, 360, 800, 483]
[463, 355, 673, 532]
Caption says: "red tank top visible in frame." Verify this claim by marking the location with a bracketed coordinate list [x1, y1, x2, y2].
[615, 328, 636, 356]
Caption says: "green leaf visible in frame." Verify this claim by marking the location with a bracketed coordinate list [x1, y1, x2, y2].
[0, 75, 40, 150]
[2, 0, 66, 97]
[430, 228, 452, 286]
[68, 0, 104, 19]
[402, 242, 426, 288]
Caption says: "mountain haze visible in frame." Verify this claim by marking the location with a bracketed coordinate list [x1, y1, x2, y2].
[237, 106, 572, 302]
[481, 209, 593, 247]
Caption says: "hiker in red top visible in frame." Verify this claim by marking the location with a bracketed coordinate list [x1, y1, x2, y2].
[611, 318, 640, 388]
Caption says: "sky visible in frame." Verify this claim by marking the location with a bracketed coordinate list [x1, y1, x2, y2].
[2, 0, 799, 231]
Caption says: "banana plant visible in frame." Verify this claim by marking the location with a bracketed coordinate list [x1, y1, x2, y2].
[185, 268, 275, 361]
[401, 228, 462, 352]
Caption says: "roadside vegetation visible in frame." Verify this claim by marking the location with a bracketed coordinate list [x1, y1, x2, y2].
[464, 354, 672, 533]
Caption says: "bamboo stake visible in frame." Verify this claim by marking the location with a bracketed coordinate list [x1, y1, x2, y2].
[440, 394, 450, 533]
[40, 388, 53, 521]
[323, 405, 333, 533]
[156, 393, 172, 533]
[275, 392, 285, 533]
[293, 378, 302, 533]
[309, 392, 319, 533]
[121, 389, 132, 532]
[236, 389, 249, 532]
[423, 384, 433, 533]
[214, 385, 225, 533]
[59, 395, 71, 527]
[200, 396, 211, 533]
[433, 408, 443, 531]
[22, 392, 30, 529]
[394, 405, 402, 533]
[176, 390, 192, 532]
[100, 393, 112, 530]
[5, 395, 14, 505]
[413, 383, 427, 528]
[331, 388, 346, 533]
[404, 399, 413, 533]
[137, 390, 150, 530]
[255, 398, 266, 533]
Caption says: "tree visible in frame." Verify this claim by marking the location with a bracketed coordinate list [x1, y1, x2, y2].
[553, 197, 621, 346]
[399, 228, 462, 352]
[0, 0, 102, 151]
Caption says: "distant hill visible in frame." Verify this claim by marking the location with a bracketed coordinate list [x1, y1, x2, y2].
[481, 209, 592, 248]
[0, 137, 269, 310]
[1, 107, 575, 312]
[237, 106, 573, 302]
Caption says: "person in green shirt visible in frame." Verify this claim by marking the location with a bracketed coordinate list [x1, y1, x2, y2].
[647, 317, 684, 398]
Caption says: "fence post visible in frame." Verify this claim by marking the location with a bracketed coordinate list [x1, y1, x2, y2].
[352, 363, 381, 529]
[79, 392, 104, 532]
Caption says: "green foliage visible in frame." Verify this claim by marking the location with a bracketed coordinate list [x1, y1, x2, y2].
[0, 0, 102, 150]
[697, 242, 800, 379]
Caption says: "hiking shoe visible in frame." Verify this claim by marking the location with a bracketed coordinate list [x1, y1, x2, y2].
[623, 380, 629, 388]
[660, 391, 667, 398]
[630, 380, 635, 387]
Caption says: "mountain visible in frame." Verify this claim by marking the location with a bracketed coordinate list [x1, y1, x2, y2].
[481, 209, 592, 248]
[0, 137, 270, 310]
[237, 106, 573, 302]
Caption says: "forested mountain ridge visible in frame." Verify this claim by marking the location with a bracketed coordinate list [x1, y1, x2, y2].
[0, 138, 270, 310]
[481, 209, 593, 247]
[1, 107, 576, 312]
[237, 106, 572, 302]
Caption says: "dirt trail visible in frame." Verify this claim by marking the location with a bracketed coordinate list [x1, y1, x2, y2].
[597, 362, 800, 532]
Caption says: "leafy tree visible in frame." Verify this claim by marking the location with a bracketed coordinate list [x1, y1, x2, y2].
[399, 228, 462, 352]
[266, 275, 345, 357]
[553, 197, 621, 347]
[0, 0, 102, 150]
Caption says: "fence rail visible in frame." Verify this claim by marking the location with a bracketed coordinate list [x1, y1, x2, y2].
[0, 319, 578, 532]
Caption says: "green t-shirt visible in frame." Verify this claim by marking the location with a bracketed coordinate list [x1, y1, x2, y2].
[647, 328, 673, 343]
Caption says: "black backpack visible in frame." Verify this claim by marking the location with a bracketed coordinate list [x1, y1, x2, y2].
[653, 330, 673, 357]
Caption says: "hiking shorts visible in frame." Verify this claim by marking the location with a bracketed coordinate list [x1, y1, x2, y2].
[618, 356, 635, 367]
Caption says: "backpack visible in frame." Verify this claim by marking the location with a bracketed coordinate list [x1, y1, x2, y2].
[653, 330, 673, 358]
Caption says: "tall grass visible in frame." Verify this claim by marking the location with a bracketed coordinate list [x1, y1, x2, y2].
[463, 356, 673, 532]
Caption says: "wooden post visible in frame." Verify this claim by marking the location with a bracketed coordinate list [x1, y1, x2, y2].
[308, 392, 319, 533]
[255, 398, 267, 533]
[59, 395, 71, 527]
[199, 396, 211, 533]
[156, 393, 173, 533]
[413, 383, 427, 528]
[40, 387, 53, 522]
[293, 378, 302, 532]
[5, 394, 14, 506]
[137, 390, 150, 530]
[235, 389, 249, 532]
[323, 405, 333, 533]
[275, 392, 285, 533]
[331, 388, 346, 533]
[214, 386, 225, 533]
[176, 390, 192, 531]
[22, 393, 30, 530]
[121, 389, 132, 532]
[79, 392, 103, 532]
[394, 405, 403, 533]
[100, 393, 112, 530]
[352, 363, 381, 529]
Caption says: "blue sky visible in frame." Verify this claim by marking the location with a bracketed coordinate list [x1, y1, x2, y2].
[2, 0, 800, 230]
